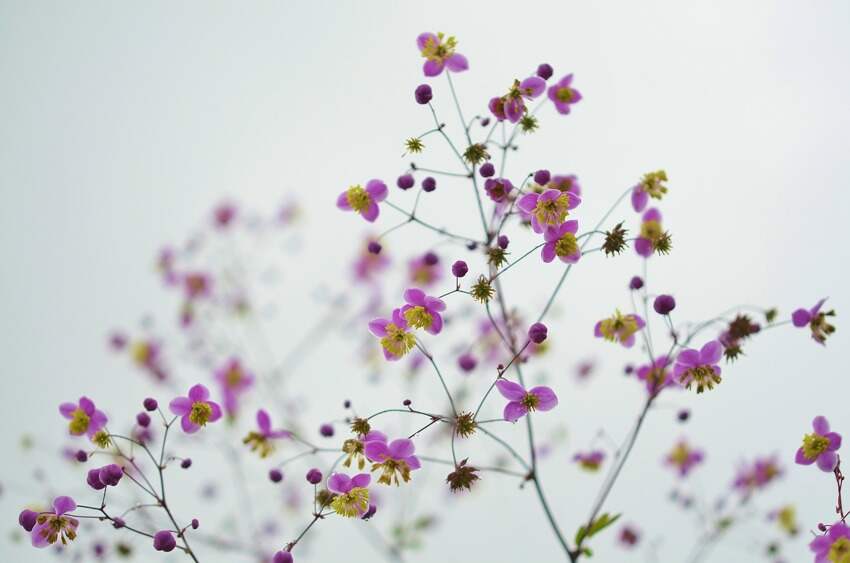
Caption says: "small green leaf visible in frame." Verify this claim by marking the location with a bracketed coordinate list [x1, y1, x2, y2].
[575, 513, 622, 546]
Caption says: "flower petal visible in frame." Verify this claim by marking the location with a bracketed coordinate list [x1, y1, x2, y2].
[169, 397, 192, 416]
[387, 439, 415, 459]
[813, 415, 830, 435]
[53, 496, 76, 516]
[327, 472, 351, 494]
[503, 401, 527, 422]
[188, 384, 209, 402]
[530, 386, 558, 411]
[495, 379, 526, 401]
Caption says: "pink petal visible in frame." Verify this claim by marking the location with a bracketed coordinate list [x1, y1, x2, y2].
[495, 379, 526, 401]
[813, 415, 830, 435]
[188, 384, 209, 402]
[387, 439, 415, 459]
[445, 53, 468, 72]
[257, 409, 271, 433]
[169, 397, 192, 416]
[351, 473, 371, 488]
[423, 59, 444, 77]
[327, 472, 351, 494]
[530, 386, 558, 411]
[503, 401, 527, 422]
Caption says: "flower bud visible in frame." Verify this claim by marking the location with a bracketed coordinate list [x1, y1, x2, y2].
[653, 294, 676, 315]
[528, 322, 548, 344]
[451, 260, 469, 278]
[153, 530, 176, 552]
[306, 468, 323, 484]
[414, 84, 432, 105]
[536, 63, 554, 80]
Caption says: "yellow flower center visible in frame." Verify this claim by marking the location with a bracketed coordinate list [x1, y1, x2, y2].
[243, 431, 274, 458]
[373, 459, 412, 486]
[640, 170, 668, 199]
[189, 401, 212, 426]
[420, 32, 457, 62]
[380, 323, 415, 359]
[669, 443, 691, 466]
[403, 306, 433, 330]
[534, 193, 570, 226]
[681, 365, 722, 393]
[599, 311, 640, 344]
[36, 514, 78, 546]
[225, 367, 244, 388]
[520, 392, 540, 411]
[554, 232, 578, 257]
[346, 186, 370, 213]
[556, 87, 574, 102]
[640, 220, 663, 242]
[330, 487, 370, 518]
[69, 408, 90, 435]
[342, 439, 366, 470]
[802, 433, 830, 460]
[829, 537, 850, 563]
[131, 341, 151, 365]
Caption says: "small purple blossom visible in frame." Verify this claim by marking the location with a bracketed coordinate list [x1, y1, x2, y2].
[635, 207, 665, 257]
[451, 260, 468, 278]
[29, 496, 78, 548]
[573, 450, 605, 472]
[547, 73, 582, 114]
[306, 468, 323, 484]
[59, 397, 108, 440]
[674, 341, 722, 393]
[414, 84, 432, 105]
[169, 384, 222, 434]
[795, 416, 842, 472]
[336, 180, 389, 223]
[594, 311, 645, 348]
[273, 551, 294, 563]
[153, 530, 176, 552]
[653, 294, 676, 315]
[792, 298, 836, 345]
[327, 472, 372, 517]
[364, 434, 421, 485]
[629, 276, 644, 290]
[495, 379, 558, 422]
[635, 355, 676, 394]
[489, 76, 546, 123]
[401, 288, 446, 335]
[528, 322, 548, 344]
[458, 353, 477, 372]
[479, 162, 495, 177]
[810, 521, 850, 563]
[368, 308, 416, 361]
[213, 358, 255, 417]
[541, 220, 581, 264]
[537, 63, 553, 80]
[396, 174, 415, 190]
[417, 32, 468, 77]
[665, 440, 704, 477]
[518, 189, 581, 233]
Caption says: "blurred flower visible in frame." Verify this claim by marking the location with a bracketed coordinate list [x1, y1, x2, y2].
[417, 32, 468, 77]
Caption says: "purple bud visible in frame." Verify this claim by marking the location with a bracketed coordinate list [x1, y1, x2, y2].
[479, 162, 495, 178]
[99, 464, 124, 487]
[423, 252, 439, 266]
[191, 518, 199, 530]
[528, 322, 548, 344]
[629, 276, 644, 290]
[112, 517, 125, 529]
[458, 353, 477, 372]
[402, 399, 412, 406]
[367, 241, 382, 254]
[480, 117, 491, 127]
[343, 400, 352, 409]
[397, 174, 415, 190]
[653, 294, 676, 315]
[18, 509, 38, 532]
[624, 364, 635, 374]
[181, 458, 192, 469]
[153, 530, 177, 552]
[533, 169, 551, 185]
[306, 468, 323, 485]
[136, 412, 151, 427]
[273, 551, 294, 563]
[466, 241, 478, 251]
[319, 423, 334, 438]
[87, 468, 106, 490]
[75, 450, 88, 463]
[421, 176, 437, 192]
[819, 523, 828, 532]
[361, 503, 377, 520]
[677, 409, 690, 422]
[143, 398, 158, 412]
[451, 260, 468, 278]
[414, 84, 433, 105]
[536, 63, 554, 80]
[269, 469, 284, 483]
[497, 235, 509, 249]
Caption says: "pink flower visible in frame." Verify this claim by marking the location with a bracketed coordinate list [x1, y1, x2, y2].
[495, 379, 558, 422]
[29, 496, 78, 548]
[547, 74, 582, 114]
[795, 416, 842, 472]
[59, 397, 108, 440]
[664, 439, 704, 477]
[541, 220, 581, 264]
[364, 434, 421, 485]
[336, 180, 388, 223]
[417, 32, 468, 77]
[401, 288, 446, 335]
[518, 189, 581, 233]
[213, 358, 255, 417]
[169, 384, 222, 433]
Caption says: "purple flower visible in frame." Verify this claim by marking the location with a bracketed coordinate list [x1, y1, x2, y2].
[653, 294, 676, 315]
[489, 77, 546, 123]
[674, 341, 722, 393]
[368, 309, 416, 361]
[810, 521, 850, 563]
[306, 468, 323, 484]
[336, 179, 388, 223]
[547, 74, 582, 114]
[59, 397, 108, 440]
[213, 358, 255, 417]
[183, 272, 212, 300]
[401, 288, 446, 335]
[153, 530, 176, 552]
[213, 201, 237, 229]
[29, 496, 78, 548]
[537, 63, 554, 80]
[495, 379, 558, 422]
[327, 473, 372, 517]
[417, 32, 468, 77]
[18, 509, 38, 532]
[635, 355, 676, 394]
[353, 237, 390, 283]
[479, 162, 495, 177]
[87, 464, 123, 488]
[528, 322, 548, 344]
[396, 174, 415, 190]
[594, 311, 646, 348]
[541, 220, 581, 264]
[792, 298, 836, 345]
[549, 174, 582, 196]
[634, 208, 666, 257]
[795, 416, 842, 472]
[364, 434, 421, 485]
[421, 176, 437, 192]
[273, 551, 294, 563]
[665, 440, 704, 477]
[573, 450, 605, 472]
[458, 353, 477, 372]
[518, 189, 581, 233]
[414, 84, 432, 105]
[631, 171, 669, 212]
[629, 276, 644, 290]
[733, 456, 782, 493]
[484, 177, 514, 204]
[169, 384, 222, 433]
[244, 409, 291, 458]
[408, 252, 442, 288]
[451, 260, 468, 278]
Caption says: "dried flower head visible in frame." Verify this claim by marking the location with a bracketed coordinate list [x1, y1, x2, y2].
[351, 417, 371, 436]
[463, 143, 490, 165]
[487, 246, 509, 268]
[603, 222, 628, 256]
[470, 275, 495, 304]
[454, 412, 477, 438]
[446, 459, 480, 493]
[519, 115, 539, 133]
[404, 138, 425, 154]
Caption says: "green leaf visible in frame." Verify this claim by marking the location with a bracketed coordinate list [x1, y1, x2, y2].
[575, 513, 622, 546]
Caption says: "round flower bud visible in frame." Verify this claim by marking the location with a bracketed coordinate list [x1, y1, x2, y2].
[87, 468, 106, 490]
[533, 169, 551, 185]
[367, 241, 382, 255]
[112, 517, 126, 529]
[306, 468, 323, 485]
[143, 398, 158, 411]
[136, 412, 151, 427]
[536, 63, 554, 80]
[451, 260, 469, 278]
[396, 174, 415, 190]
[458, 353, 477, 372]
[99, 464, 124, 487]
[181, 458, 192, 469]
[479, 162, 495, 178]
[343, 400, 352, 409]
[653, 294, 676, 315]
[75, 450, 88, 463]
[466, 241, 478, 251]
[424, 252, 439, 266]
[624, 364, 635, 374]
[414, 84, 432, 105]
[191, 518, 199, 530]
[421, 176, 437, 192]
[528, 322, 548, 344]
[497, 235, 509, 249]
[319, 423, 334, 437]
[273, 551, 294, 563]
[153, 530, 177, 552]
[677, 409, 690, 422]
[269, 469, 284, 483]
[480, 117, 491, 127]
[629, 276, 644, 290]
[18, 509, 38, 532]
[402, 399, 412, 406]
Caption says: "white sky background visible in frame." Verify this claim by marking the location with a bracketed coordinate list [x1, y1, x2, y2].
[1, 1, 849, 562]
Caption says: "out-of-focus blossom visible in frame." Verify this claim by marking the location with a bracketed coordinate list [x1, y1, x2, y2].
[635, 208, 671, 257]
[489, 77, 546, 123]
[243, 409, 291, 458]
[547, 74, 582, 114]
[416, 32, 468, 77]
[635, 355, 676, 394]
[408, 251, 442, 287]
[573, 450, 605, 472]
[792, 298, 836, 345]
[664, 439, 704, 477]
[630, 170, 668, 212]
[213, 358, 255, 417]
[594, 311, 645, 348]
[733, 456, 782, 494]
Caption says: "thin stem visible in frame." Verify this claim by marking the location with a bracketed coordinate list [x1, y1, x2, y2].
[415, 341, 458, 416]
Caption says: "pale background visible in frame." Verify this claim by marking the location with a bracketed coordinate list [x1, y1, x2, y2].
[2, 1, 849, 562]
